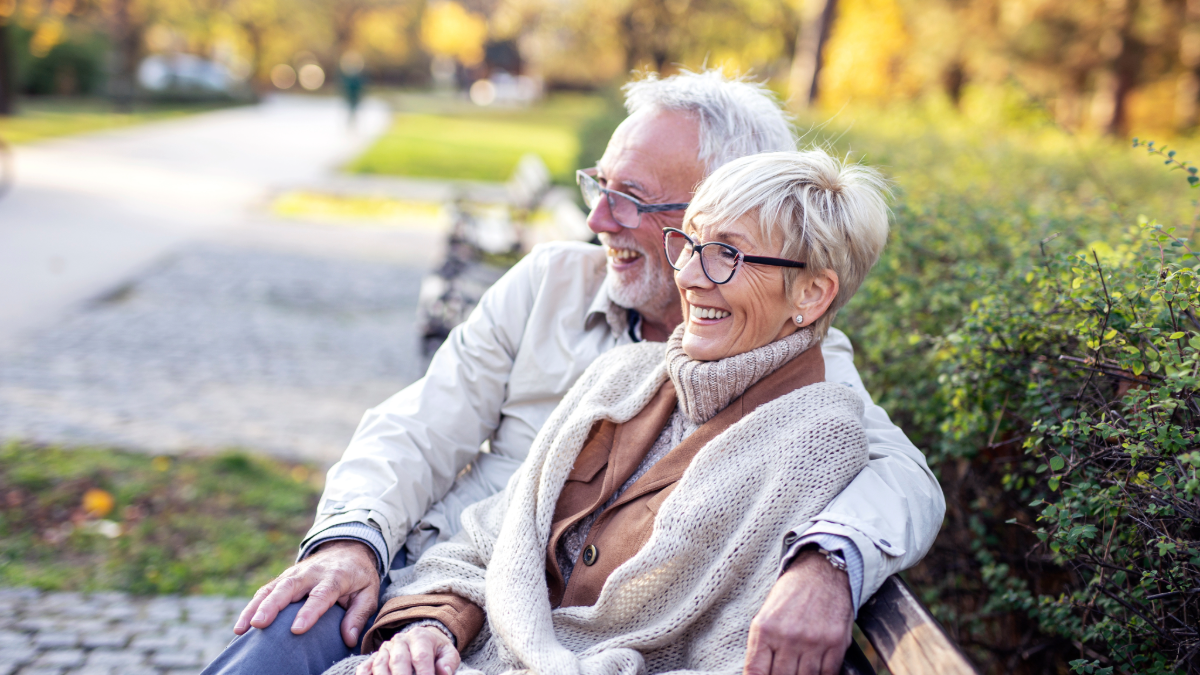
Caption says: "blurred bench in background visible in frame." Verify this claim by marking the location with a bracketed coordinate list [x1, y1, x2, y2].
[416, 153, 590, 358]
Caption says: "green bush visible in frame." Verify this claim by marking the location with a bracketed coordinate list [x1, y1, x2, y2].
[935, 219, 1200, 674]
[12, 24, 108, 96]
[815, 101, 1200, 673]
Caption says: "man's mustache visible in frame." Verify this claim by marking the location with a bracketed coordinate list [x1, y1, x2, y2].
[598, 233, 646, 255]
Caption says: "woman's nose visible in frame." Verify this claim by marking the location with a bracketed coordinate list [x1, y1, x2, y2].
[587, 195, 623, 235]
[675, 250, 712, 289]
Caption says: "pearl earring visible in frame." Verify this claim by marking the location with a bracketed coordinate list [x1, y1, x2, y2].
[794, 314, 804, 326]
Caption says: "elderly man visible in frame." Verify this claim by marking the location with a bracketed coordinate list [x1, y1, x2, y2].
[203, 70, 944, 675]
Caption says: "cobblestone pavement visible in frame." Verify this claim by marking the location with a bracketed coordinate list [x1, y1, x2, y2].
[0, 240, 429, 464]
[0, 587, 248, 675]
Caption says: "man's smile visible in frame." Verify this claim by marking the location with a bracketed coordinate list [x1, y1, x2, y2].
[606, 247, 644, 269]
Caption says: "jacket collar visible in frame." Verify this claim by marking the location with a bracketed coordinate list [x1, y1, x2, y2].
[585, 276, 643, 342]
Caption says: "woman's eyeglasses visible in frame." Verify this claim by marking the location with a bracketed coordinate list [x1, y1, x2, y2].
[663, 227, 806, 285]
[576, 170, 690, 229]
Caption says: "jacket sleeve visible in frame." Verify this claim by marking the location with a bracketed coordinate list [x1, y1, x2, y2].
[807, 328, 947, 603]
[363, 594, 485, 653]
[299, 250, 547, 570]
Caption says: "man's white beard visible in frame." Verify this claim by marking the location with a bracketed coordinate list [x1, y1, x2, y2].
[600, 232, 677, 314]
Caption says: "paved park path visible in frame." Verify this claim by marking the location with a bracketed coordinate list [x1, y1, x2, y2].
[0, 97, 467, 673]
[0, 95, 452, 464]
[0, 588, 247, 675]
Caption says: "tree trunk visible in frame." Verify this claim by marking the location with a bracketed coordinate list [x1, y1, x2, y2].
[788, 0, 838, 109]
[1090, 0, 1141, 136]
[1176, 0, 1200, 130]
[241, 21, 266, 92]
[0, 19, 14, 116]
[943, 61, 965, 107]
[109, 0, 139, 113]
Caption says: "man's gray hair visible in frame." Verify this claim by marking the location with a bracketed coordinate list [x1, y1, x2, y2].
[623, 69, 797, 176]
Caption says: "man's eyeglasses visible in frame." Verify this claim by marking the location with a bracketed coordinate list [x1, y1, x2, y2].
[576, 169, 690, 229]
[663, 227, 806, 285]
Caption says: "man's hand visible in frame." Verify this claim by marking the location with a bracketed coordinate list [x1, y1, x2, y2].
[743, 549, 855, 675]
[356, 626, 459, 675]
[233, 540, 381, 648]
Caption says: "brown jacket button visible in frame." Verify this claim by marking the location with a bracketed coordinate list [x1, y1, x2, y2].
[582, 544, 598, 566]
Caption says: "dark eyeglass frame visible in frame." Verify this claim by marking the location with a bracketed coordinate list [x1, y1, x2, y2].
[662, 227, 806, 285]
[576, 169, 690, 229]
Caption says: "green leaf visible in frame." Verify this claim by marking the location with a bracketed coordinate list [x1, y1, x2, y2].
[1050, 456, 1066, 471]
[1170, 332, 1186, 340]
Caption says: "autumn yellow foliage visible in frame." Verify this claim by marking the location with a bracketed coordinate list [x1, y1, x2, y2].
[818, 0, 914, 108]
[421, 1, 488, 67]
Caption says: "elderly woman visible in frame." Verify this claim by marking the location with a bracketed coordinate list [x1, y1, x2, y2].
[327, 148, 890, 675]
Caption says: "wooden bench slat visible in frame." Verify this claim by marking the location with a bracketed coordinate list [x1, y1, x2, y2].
[856, 576, 977, 675]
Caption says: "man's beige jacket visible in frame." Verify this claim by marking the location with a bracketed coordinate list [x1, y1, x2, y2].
[302, 242, 946, 604]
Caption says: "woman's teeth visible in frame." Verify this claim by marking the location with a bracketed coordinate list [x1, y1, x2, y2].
[607, 248, 641, 261]
[690, 306, 731, 320]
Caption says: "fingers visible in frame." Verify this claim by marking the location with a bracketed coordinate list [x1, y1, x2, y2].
[409, 631, 440, 675]
[742, 623, 773, 675]
[340, 584, 381, 647]
[291, 579, 344, 635]
[371, 643, 393, 675]
[252, 576, 314, 631]
[769, 640, 802, 675]
[796, 652, 824, 675]
[817, 647, 846, 675]
[386, 638, 415, 675]
[355, 645, 382, 675]
[234, 578, 278, 634]
[435, 641, 461, 675]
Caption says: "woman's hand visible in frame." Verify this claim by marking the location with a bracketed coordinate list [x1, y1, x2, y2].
[355, 626, 460, 675]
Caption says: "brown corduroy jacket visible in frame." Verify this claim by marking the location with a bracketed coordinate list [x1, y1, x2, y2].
[362, 344, 826, 654]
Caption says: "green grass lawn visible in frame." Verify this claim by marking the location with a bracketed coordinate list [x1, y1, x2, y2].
[0, 442, 321, 596]
[347, 92, 615, 184]
[0, 97, 240, 144]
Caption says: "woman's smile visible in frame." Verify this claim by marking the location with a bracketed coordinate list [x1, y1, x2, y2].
[688, 304, 732, 322]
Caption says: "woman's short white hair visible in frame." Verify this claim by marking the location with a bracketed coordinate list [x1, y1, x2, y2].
[683, 150, 891, 338]
[623, 69, 796, 175]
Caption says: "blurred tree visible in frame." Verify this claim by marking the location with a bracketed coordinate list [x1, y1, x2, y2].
[817, 0, 910, 107]
[1089, 0, 1142, 135]
[1176, 0, 1200, 129]
[421, 0, 486, 66]
[787, 0, 835, 109]
[107, 0, 142, 111]
[1, 4, 13, 115]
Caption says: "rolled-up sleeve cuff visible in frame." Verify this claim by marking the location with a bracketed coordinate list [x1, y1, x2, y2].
[782, 533, 864, 615]
[399, 619, 457, 647]
[298, 522, 387, 576]
[364, 594, 485, 654]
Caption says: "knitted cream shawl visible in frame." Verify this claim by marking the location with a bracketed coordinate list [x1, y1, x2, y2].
[329, 340, 868, 675]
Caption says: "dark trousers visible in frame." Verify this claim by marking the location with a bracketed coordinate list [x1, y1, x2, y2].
[201, 550, 403, 675]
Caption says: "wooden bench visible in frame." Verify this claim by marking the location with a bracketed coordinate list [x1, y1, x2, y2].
[843, 576, 977, 675]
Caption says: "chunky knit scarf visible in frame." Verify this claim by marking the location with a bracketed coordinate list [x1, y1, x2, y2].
[324, 339, 867, 675]
[558, 325, 818, 583]
[665, 325, 818, 425]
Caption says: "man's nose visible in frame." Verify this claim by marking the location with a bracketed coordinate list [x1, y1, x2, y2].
[586, 195, 624, 235]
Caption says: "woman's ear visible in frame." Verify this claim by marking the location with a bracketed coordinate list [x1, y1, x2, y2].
[791, 269, 839, 327]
